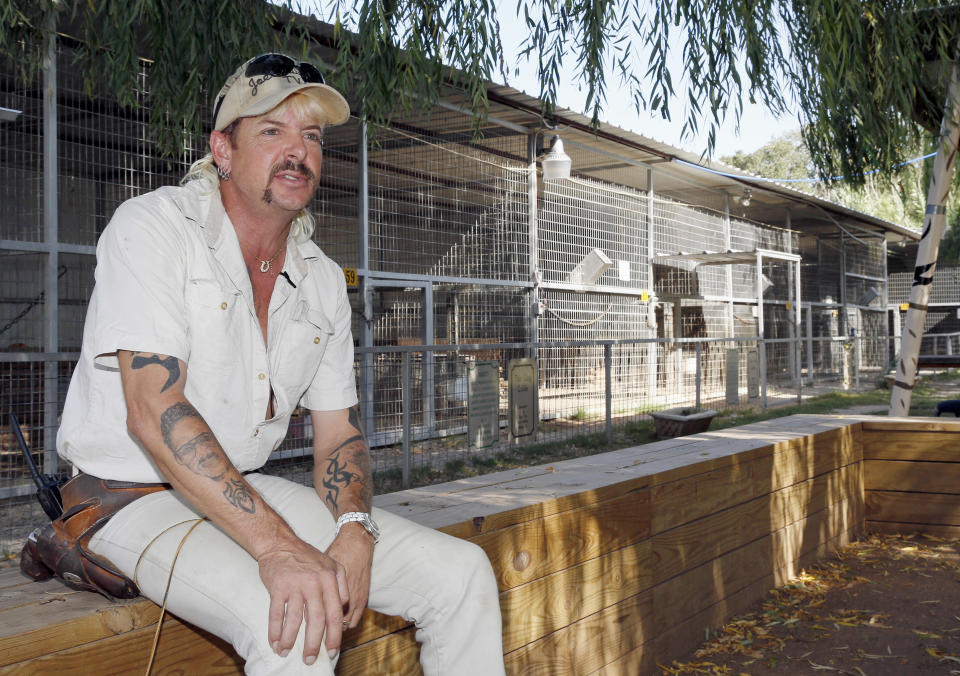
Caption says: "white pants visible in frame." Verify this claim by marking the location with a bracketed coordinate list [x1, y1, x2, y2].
[89, 473, 505, 675]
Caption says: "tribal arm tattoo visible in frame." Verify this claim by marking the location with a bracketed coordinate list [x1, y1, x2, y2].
[318, 406, 373, 514]
[129, 352, 181, 392]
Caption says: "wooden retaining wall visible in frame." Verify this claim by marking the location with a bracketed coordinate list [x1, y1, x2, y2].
[863, 418, 960, 537]
[336, 414, 866, 675]
[1, 414, 957, 674]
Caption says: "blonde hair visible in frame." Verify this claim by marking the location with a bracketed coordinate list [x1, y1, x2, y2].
[182, 92, 332, 243]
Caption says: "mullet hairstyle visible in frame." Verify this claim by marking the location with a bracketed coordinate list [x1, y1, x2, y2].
[182, 91, 331, 243]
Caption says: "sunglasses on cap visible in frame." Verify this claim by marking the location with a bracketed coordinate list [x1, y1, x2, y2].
[244, 54, 325, 84]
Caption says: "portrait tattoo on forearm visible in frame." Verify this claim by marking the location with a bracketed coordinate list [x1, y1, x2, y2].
[159, 401, 254, 513]
[161, 403, 228, 479]
[130, 352, 181, 392]
[223, 478, 255, 513]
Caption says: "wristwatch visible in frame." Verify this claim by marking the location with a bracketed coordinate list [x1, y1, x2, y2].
[336, 512, 381, 544]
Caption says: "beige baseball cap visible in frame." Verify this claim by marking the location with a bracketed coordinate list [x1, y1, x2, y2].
[212, 53, 350, 131]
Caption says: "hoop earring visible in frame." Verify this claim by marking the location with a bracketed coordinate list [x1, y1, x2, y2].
[216, 165, 231, 181]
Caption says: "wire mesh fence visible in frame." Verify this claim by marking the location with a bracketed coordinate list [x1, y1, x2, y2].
[1, 334, 906, 555]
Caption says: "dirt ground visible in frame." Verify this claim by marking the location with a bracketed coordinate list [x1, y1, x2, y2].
[661, 376, 960, 676]
[661, 533, 960, 675]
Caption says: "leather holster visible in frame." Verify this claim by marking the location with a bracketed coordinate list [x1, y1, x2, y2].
[20, 473, 168, 599]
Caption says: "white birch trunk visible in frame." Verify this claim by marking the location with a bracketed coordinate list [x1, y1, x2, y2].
[889, 67, 960, 416]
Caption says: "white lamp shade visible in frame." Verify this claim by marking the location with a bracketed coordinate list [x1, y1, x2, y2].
[541, 137, 571, 181]
[0, 107, 21, 122]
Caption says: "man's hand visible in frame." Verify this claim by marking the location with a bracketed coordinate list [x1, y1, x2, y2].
[257, 539, 350, 664]
[326, 524, 375, 627]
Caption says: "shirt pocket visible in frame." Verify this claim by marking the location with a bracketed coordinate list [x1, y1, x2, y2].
[184, 278, 244, 370]
[274, 301, 334, 403]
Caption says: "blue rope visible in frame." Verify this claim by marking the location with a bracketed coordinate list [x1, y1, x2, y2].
[674, 152, 937, 184]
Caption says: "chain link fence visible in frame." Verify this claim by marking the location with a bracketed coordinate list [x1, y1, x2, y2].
[2, 333, 906, 556]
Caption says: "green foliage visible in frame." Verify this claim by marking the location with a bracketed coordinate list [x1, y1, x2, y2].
[722, 130, 939, 230]
[1, 0, 312, 156]
[2, 0, 960, 181]
[941, 209, 960, 263]
[791, 2, 960, 185]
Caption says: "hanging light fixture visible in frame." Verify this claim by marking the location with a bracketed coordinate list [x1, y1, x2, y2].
[541, 135, 571, 181]
[0, 107, 22, 123]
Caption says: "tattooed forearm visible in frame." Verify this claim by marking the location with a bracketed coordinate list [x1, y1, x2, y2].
[223, 478, 256, 513]
[130, 353, 181, 392]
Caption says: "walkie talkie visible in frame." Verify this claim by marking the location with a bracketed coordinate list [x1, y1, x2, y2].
[9, 409, 65, 520]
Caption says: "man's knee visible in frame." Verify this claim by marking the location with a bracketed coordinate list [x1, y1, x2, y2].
[450, 539, 500, 602]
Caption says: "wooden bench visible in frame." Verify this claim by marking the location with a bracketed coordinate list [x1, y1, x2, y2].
[3, 414, 959, 674]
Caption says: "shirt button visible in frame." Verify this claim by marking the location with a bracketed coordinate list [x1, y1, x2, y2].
[220, 302, 227, 310]
[258, 372, 266, 381]
[314, 336, 320, 344]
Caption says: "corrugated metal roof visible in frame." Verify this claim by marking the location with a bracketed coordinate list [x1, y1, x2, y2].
[480, 83, 920, 243]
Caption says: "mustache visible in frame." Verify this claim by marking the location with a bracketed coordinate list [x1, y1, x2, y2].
[270, 160, 315, 182]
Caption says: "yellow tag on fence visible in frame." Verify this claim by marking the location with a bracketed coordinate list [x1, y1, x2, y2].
[344, 268, 358, 287]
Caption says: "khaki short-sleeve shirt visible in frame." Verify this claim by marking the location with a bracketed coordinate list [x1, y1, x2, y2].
[57, 180, 357, 482]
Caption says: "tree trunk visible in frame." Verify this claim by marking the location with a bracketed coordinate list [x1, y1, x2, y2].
[889, 66, 960, 416]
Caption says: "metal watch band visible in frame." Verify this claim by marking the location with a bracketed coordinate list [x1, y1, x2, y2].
[335, 511, 380, 543]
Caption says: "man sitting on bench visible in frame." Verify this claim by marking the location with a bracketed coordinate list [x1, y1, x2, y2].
[55, 54, 504, 675]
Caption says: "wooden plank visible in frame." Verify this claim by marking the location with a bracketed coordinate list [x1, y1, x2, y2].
[863, 430, 960, 462]
[651, 464, 861, 585]
[866, 521, 960, 538]
[502, 590, 654, 676]
[337, 627, 422, 676]
[0, 616, 242, 675]
[651, 428, 860, 534]
[866, 490, 960, 526]
[341, 610, 411, 652]
[865, 459, 960, 494]
[393, 418, 865, 537]
[429, 473, 651, 541]
[500, 541, 653, 654]
[862, 418, 960, 433]
[0, 589, 161, 666]
[471, 489, 651, 592]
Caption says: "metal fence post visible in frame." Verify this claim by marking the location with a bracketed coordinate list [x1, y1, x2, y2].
[854, 337, 861, 390]
[760, 339, 768, 410]
[43, 14, 59, 475]
[796, 336, 802, 404]
[695, 341, 702, 409]
[401, 351, 411, 489]
[604, 343, 612, 445]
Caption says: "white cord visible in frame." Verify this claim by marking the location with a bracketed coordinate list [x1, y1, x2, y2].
[544, 299, 615, 327]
